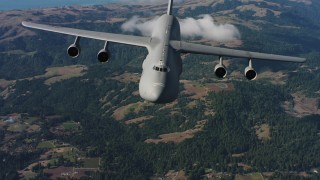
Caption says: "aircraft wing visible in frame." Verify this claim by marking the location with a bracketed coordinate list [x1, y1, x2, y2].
[22, 21, 152, 48]
[170, 40, 306, 63]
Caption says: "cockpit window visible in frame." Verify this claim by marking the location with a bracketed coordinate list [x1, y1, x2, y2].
[153, 65, 170, 72]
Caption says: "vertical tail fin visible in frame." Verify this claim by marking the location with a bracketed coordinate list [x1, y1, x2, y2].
[167, 0, 173, 15]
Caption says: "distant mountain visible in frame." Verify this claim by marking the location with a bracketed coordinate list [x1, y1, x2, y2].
[1, 0, 319, 78]
[0, 0, 319, 179]
[0, 0, 115, 11]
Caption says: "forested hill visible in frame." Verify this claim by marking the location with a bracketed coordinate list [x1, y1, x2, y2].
[0, 0, 319, 179]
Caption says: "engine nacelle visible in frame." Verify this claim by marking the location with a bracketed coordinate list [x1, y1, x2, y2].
[97, 49, 110, 63]
[214, 64, 227, 78]
[67, 44, 81, 58]
[245, 66, 257, 80]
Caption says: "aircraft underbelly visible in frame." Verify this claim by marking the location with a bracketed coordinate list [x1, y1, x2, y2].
[139, 52, 181, 103]
[139, 71, 179, 103]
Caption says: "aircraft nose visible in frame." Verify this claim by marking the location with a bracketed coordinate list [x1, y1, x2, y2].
[148, 85, 164, 102]
[142, 83, 165, 102]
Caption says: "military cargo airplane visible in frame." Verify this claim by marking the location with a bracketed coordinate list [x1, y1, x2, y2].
[22, 0, 306, 103]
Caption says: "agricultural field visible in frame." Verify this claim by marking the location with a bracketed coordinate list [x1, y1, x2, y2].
[37, 141, 55, 149]
[83, 158, 100, 168]
[61, 121, 80, 130]
[235, 173, 264, 180]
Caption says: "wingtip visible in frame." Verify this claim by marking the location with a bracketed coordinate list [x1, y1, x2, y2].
[293, 57, 307, 63]
[300, 58, 307, 63]
[21, 21, 28, 27]
[21, 21, 33, 27]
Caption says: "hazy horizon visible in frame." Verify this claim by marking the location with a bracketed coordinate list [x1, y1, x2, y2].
[0, 0, 116, 11]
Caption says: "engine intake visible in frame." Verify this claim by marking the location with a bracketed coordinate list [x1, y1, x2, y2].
[97, 49, 110, 63]
[97, 41, 110, 63]
[245, 66, 257, 80]
[67, 36, 81, 58]
[214, 56, 227, 78]
[214, 64, 227, 78]
[67, 44, 81, 58]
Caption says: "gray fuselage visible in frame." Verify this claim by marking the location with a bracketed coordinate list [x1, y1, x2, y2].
[139, 14, 182, 103]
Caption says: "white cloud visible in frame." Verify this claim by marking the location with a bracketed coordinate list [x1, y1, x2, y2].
[179, 15, 241, 41]
[121, 16, 159, 36]
[121, 15, 241, 42]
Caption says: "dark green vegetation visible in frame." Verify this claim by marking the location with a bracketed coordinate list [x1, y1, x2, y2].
[0, 0, 320, 179]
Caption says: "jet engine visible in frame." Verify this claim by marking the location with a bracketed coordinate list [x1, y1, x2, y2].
[244, 59, 257, 80]
[97, 41, 110, 63]
[214, 64, 227, 78]
[214, 56, 227, 78]
[67, 44, 81, 58]
[97, 49, 110, 63]
[67, 36, 81, 58]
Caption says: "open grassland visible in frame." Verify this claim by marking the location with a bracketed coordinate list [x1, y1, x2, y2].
[21, 171, 37, 180]
[83, 158, 100, 168]
[289, 0, 312, 5]
[186, 100, 197, 109]
[0, 79, 15, 89]
[26, 146, 100, 179]
[236, 4, 281, 17]
[164, 170, 187, 180]
[50, 147, 79, 162]
[235, 173, 264, 180]
[181, 80, 208, 99]
[0, 114, 41, 134]
[1, 65, 87, 100]
[19, 162, 41, 180]
[19, 160, 51, 179]
[61, 121, 80, 130]
[238, 163, 252, 171]
[21, 65, 87, 85]
[145, 120, 207, 144]
[232, 153, 246, 158]
[113, 102, 146, 120]
[125, 116, 153, 125]
[255, 123, 271, 141]
[26, 124, 41, 133]
[0, 65, 87, 86]
[258, 70, 287, 85]
[25, 117, 39, 124]
[0, 79, 16, 99]
[0, 121, 6, 127]
[7, 123, 27, 132]
[45, 166, 98, 179]
[0, 50, 37, 57]
[181, 80, 234, 100]
[111, 72, 140, 83]
[40, 65, 88, 85]
[40, 147, 81, 161]
[282, 92, 320, 117]
[37, 141, 55, 149]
